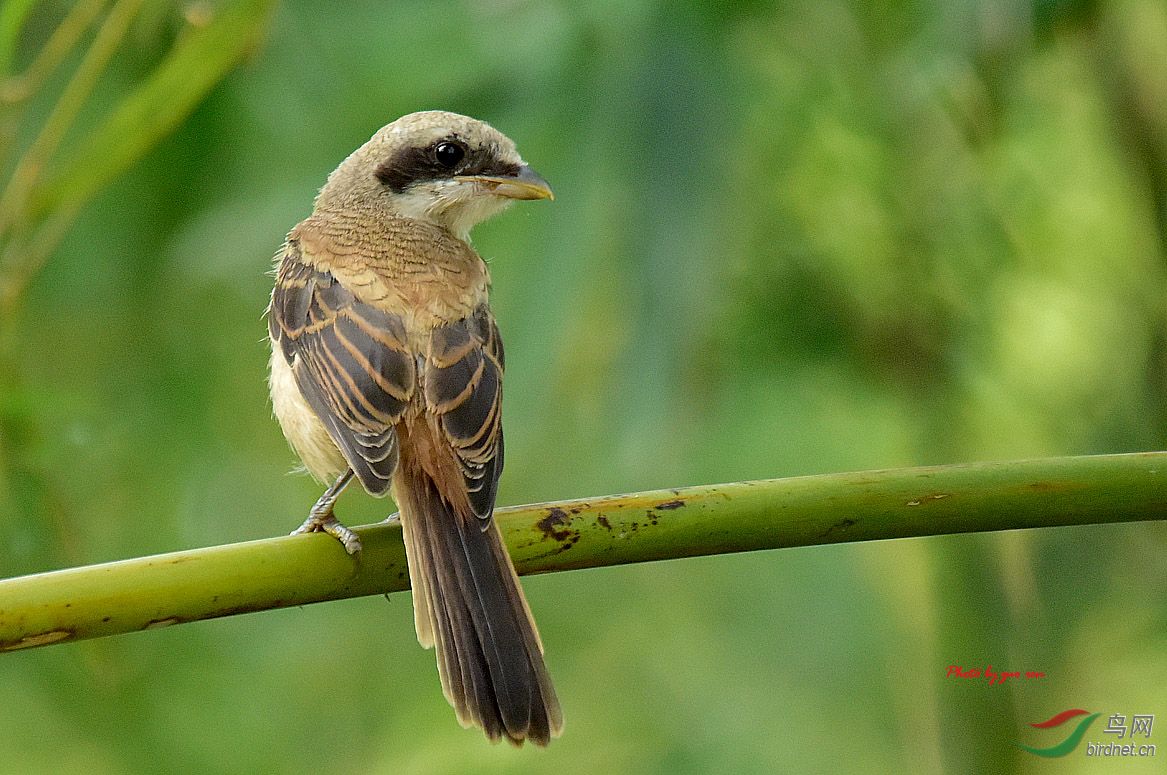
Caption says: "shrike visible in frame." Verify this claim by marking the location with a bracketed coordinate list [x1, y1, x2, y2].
[267, 111, 561, 746]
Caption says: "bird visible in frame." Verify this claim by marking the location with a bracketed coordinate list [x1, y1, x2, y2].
[266, 110, 562, 746]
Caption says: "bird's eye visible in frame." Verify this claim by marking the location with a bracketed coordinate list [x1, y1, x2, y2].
[434, 141, 465, 169]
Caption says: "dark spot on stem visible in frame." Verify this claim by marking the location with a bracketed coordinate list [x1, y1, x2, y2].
[656, 499, 685, 510]
[820, 518, 856, 539]
[537, 507, 575, 542]
[596, 515, 612, 530]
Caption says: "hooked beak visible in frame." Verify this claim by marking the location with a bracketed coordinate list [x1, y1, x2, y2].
[456, 165, 554, 201]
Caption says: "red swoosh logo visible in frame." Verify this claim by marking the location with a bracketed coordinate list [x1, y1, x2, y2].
[1030, 709, 1089, 729]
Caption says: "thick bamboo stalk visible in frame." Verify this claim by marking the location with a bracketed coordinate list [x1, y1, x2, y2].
[1, 452, 1164, 652]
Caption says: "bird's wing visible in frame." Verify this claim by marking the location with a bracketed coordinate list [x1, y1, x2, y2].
[423, 305, 505, 522]
[268, 238, 415, 495]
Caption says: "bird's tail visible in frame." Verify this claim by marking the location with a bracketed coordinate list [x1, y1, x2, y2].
[395, 466, 563, 746]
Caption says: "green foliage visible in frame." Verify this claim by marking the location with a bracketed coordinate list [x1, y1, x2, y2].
[0, 0, 275, 319]
[33, 0, 274, 223]
[0, 1, 1165, 774]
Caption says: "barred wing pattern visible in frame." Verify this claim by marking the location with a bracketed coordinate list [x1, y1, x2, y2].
[424, 307, 505, 522]
[269, 240, 505, 517]
[268, 241, 415, 494]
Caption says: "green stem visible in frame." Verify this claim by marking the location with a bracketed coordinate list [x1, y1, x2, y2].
[0, 0, 108, 101]
[0, 0, 41, 78]
[0, 201, 79, 320]
[0, 0, 140, 242]
[1, 452, 1164, 652]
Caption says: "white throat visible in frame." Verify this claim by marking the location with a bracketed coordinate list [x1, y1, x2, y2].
[389, 182, 514, 242]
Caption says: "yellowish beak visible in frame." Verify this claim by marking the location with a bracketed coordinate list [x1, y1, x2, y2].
[457, 165, 554, 201]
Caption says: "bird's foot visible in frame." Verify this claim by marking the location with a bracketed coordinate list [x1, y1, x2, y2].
[382, 511, 401, 527]
[292, 511, 363, 555]
[291, 471, 362, 554]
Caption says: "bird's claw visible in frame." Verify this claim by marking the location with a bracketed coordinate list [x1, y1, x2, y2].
[291, 470, 361, 554]
[291, 513, 363, 555]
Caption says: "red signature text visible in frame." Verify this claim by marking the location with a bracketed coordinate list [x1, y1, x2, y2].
[946, 665, 1046, 686]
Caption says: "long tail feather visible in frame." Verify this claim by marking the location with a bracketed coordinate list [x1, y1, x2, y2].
[396, 467, 563, 746]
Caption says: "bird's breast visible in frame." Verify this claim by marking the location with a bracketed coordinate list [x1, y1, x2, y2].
[296, 212, 491, 332]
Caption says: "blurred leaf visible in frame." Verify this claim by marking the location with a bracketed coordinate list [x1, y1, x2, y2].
[0, 0, 37, 76]
[32, 0, 276, 219]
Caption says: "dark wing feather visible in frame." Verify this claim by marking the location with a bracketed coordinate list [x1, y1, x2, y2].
[423, 305, 505, 522]
[269, 240, 414, 494]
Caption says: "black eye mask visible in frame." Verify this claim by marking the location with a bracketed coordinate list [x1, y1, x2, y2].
[374, 137, 520, 194]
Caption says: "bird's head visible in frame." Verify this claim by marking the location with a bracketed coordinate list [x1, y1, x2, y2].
[315, 111, 553, 241]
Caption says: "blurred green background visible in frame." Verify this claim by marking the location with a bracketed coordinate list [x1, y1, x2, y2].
[2, 1, 1166, 773]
